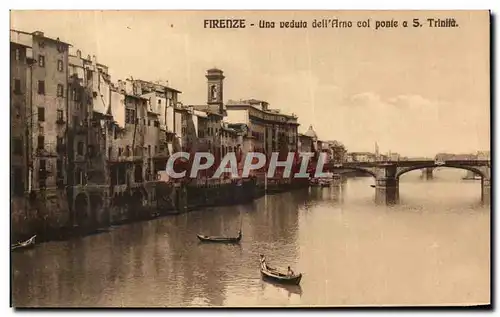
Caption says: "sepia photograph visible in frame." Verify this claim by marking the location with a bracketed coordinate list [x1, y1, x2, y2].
[8, 9, 491, 308]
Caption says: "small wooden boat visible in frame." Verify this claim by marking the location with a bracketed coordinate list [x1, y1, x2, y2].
[197, 230, 242, 243]
[370, 185, 376, 188]
[11, 235, 36, 251]
[260, 259, 302, 285]
[264, 278, 303, 296]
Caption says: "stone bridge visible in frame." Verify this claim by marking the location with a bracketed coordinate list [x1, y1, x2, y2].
[323, 160, 491, 205]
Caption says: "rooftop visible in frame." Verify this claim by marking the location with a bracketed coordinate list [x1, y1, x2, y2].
[190, 105, 224, 117]
[303, 125, 318, 139]
[11, 29, 72, 47]
[226, 100, 298, 119]
[134, 79, 182, 94]
[207, 68, 223, 73]
[10, 41, 31, 49]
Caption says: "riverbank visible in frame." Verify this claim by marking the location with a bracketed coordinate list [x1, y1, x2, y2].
[10, 177, 310, 245]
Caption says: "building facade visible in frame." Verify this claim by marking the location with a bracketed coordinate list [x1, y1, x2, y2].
[10, 41, 33, 197]
[225, 99, 299, 158]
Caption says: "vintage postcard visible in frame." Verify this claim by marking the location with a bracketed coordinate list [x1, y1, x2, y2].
[9, 10, 490, 307]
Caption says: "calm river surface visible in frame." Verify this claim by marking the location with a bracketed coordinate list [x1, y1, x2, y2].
[12, 170, 490, 307]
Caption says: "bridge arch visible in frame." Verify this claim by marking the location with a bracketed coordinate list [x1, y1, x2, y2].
[396, 164, 486, 179]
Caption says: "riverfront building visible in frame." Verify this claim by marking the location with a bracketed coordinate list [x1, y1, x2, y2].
[10, 40, 33, 197]
[9, 29, 321, 242]
[11, 30, 71, 193]
[224, 99, 300, 158]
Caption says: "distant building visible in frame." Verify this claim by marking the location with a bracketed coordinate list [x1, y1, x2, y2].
[224, 98, 299, 158]
[303, 125, 319, 152]
[388, 152, 400, 161]
[348, 152, 377, 162]
[322, 140, 347, 163]
[477, 150, 491, 160]
[298, 133, 314, 153]
[435, 153, 477, 161]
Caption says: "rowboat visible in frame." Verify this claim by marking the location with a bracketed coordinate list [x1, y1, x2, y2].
[11, 235, 36, 251]
[197, 230, 242, 243]
[260, 258, 302, 285]
[264, 278, 303, 295]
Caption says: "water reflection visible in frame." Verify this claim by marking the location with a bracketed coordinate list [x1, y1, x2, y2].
[12, 170, 490, 307]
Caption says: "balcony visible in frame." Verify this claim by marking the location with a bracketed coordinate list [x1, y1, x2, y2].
[107, 153, 144, 163]
[36, 146, 58, 158]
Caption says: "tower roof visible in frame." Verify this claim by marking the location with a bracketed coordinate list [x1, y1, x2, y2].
[207, 68, 223, 73]
[304, 125, 318, 139]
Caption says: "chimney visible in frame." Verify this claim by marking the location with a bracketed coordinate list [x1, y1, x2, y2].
[33, 31, 44, 37]
[76, 49, 82, 58]
[92, 55, 97, 65]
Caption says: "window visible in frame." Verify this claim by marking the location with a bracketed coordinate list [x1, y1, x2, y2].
[134, 164, 143, 183]
[148, 145, 151, 156]
[12, 138, 22, 155]
[15, 49, 20, 61]
[154, 121, 159, 128]
[37, 107, 45, 122]
[87, 145, 94, 158]
[72, 88, 78, 101]
[38, 80, 45, 95]
[56, 159, 63, 177]
[77, 141, 84, 155]
[73, 115, 79, 126]
[158, 99, 162, 105]
[57, 60, 63, 72]
[37, 135, 44, 150]
[12, 167, 23, 196]
[57, 84, 64, 97]
[125, 109, 136, 124]
[86, 69, 93, 80]
[38, 159, 47, 189]
[38, 55, 45, 67]
[57, 110, 64, 122]
[57, 136, 64, 153]
[108, 147, 112, 158]
[14, 79, 21, 94]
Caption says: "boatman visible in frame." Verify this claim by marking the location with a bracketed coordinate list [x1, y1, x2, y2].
[287, 266, 294, 276]
[260, 255, 266, 268]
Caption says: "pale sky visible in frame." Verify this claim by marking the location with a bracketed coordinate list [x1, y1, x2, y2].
[10, 10, 490, 156]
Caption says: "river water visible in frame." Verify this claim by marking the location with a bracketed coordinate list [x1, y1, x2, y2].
[11, 169, 490, 307]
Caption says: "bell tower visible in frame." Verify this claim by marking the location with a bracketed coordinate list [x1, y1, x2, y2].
[206, 68, 225, 114]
